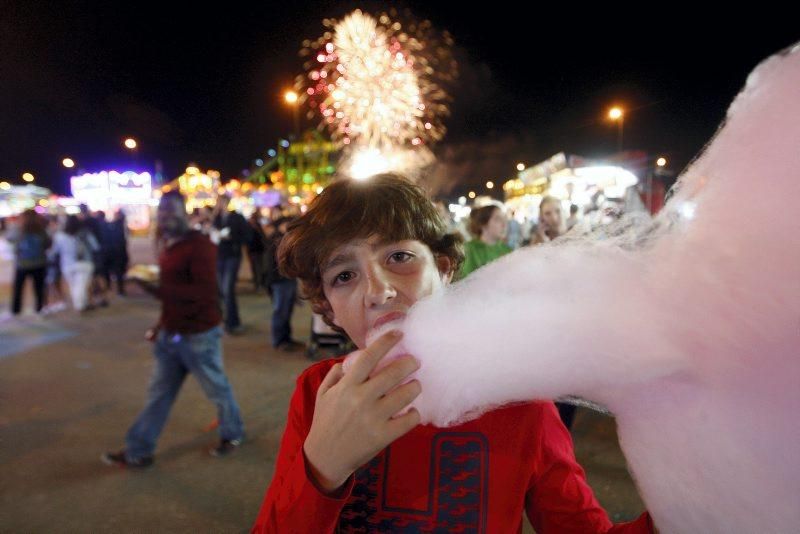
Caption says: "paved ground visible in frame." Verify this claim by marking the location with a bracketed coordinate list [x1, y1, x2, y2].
[0, 236, 645, 533]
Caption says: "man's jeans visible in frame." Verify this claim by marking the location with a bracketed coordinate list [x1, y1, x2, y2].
[217, 255, 242, 330]
[125, 325, 244, 460]
[270, 279, 297, 347]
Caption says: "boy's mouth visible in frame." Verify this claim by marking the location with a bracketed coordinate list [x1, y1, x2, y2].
[371, 311, 406, 331]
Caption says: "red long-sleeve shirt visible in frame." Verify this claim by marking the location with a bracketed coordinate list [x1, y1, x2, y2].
[156, 231, 221, 334]
[252, 358, 654, 533]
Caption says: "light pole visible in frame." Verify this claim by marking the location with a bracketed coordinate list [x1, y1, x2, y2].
[608, 107, 624, 152]
[284, 90, 300, 139]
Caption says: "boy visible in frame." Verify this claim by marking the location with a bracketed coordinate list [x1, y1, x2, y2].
[252, 174, 653, 532]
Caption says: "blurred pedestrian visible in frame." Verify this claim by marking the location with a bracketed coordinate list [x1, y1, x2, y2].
[531, 196, 565, 245]
[566, 203, 580, 232]
[51, 215, 96, 312]
[246, 212, 268, 291]
[459, 204, 512, 279]
[264, 217, 302, 351]
[506, 209, 523, 249]
[102, 190, 244, 468]
[79, 206, 110, 307]
[102, 210, 129, 296]
[212, 195, 252, 334]
[7, 209, 51, 316]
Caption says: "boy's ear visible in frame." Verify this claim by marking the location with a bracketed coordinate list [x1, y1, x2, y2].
[318, 299, 339, 327]
[435, 255, 453, 282]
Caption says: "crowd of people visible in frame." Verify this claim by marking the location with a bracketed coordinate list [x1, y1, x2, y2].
[3, 205, 129, 318]
[3, 180, 650, 532]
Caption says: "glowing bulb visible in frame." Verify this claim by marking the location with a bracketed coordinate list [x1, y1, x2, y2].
[656, 157, 667, 167]
[284, 90, 299, 104]
[516, 163, 525, 171]
[609, 107, 623, 120]
[124, 138, 137, 149]
[468, 191, 476, 199]
[62, 158, 75, 168]
[486, 181, 494, 189]
[22, 172, 34, 182]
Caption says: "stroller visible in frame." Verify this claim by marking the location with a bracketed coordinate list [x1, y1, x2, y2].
[307, 312, 351, 360]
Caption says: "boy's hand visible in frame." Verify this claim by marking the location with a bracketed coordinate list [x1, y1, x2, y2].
[303, 331, 421, 494]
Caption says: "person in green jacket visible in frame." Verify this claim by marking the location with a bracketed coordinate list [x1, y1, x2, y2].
[459, 204, 511, 279]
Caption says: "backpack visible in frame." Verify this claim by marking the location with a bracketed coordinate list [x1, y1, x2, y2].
[75, 233, 92, 262]
[16, 233, 46, 264]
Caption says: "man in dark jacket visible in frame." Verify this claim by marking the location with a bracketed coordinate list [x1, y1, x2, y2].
[212, 195, 252, 334]
[102, 210, 129, 296]
[264, 216, 302, 351]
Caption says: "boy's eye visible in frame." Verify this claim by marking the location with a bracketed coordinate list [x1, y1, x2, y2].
[332, 271, 355, 285]
[388, 251, 414, 263]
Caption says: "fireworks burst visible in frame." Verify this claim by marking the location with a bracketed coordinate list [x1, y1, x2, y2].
[298, 9, 456, 178]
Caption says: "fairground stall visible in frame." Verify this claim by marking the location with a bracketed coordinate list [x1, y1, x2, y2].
[504, 152, 640, 230]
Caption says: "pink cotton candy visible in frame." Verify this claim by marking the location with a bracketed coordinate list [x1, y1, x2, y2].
[343, 320, 421, 418]
[392, 43, 800, 533]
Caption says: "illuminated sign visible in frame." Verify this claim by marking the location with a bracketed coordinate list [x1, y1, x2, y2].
[109, 171, 152, 202]
[70, 171, 152, 208]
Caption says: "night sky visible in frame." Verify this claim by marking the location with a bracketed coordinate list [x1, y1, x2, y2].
[1, 1, 796, 197]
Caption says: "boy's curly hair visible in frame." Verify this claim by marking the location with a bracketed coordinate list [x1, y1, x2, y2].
[277, 174, 464, 331]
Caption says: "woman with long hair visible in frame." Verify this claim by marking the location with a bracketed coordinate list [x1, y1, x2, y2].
[530, 196, 566, 245]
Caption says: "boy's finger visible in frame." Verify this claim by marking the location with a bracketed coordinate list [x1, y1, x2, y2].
[378, 379, 421, 418]
[385, 407, 421, 441]
[317, 363, 344, 397]
[344, 331, 402, 384]
[365, 355, 419, 399]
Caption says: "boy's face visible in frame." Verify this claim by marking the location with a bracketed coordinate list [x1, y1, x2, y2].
[321, 235, 451, 348]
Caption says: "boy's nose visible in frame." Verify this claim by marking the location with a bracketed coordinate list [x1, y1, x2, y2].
[364, 267, 396, 306]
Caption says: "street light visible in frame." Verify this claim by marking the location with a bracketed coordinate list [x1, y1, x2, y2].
[608, 107, 624, 152]
[124, 137, 138, 150]
[516, 163, 525, 172]
[486, 181, 494, 189]
[656, 157, 667, 167]
[62, 158, 75, 168]
[468, 191, 476, 199]
[283, 90, 300, 138]
[22, 172, 34, 182]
